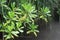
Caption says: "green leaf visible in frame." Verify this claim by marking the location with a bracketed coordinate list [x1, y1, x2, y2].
[15, 12, 21, 15]
[11, 2, 16, 11]
[40, 15, 44, 18]
[19, 14, 27, 21]
[8, 11, 15, 19]
[11, 31, 19, 37]
[12, 18, 17, 21]
[15, 8, 22, 12]
[7, 21, 14, 31]
[16, 22, 22, 29]
[1, 0, 6, 3]
[47, 14, 51, 16]
[44, 7, 50, 13]
[27, 23, 39, 36]
[34, 32, 37, 37]
[0, 30, 5, 32]
[3, 5, 11, 10]
[27, 30, 32, 34]
[18, 29, 24, 33]
[22, 3, 35, 13]
[35, 30, 39, 33]
[25, 17, 31, 23]
[29, 14, 37, 18]
[44, 18, 48, 22]
[29, 23, 38, 30]
[3, 20, 10, 27]
[4, 34, 12, 40]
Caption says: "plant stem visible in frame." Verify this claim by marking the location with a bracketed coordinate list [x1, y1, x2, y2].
[3, 33, 4, 40]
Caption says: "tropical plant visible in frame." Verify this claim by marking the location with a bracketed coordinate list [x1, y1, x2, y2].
[27, 23, 39, 37]
[20, 3, 39, 36]
[0, 1, 38, 40]
[21, 3, 37, 23]
[0, 0, 52, 40]
[0, 2, 24, 40]
[39, 7, 51, 22]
